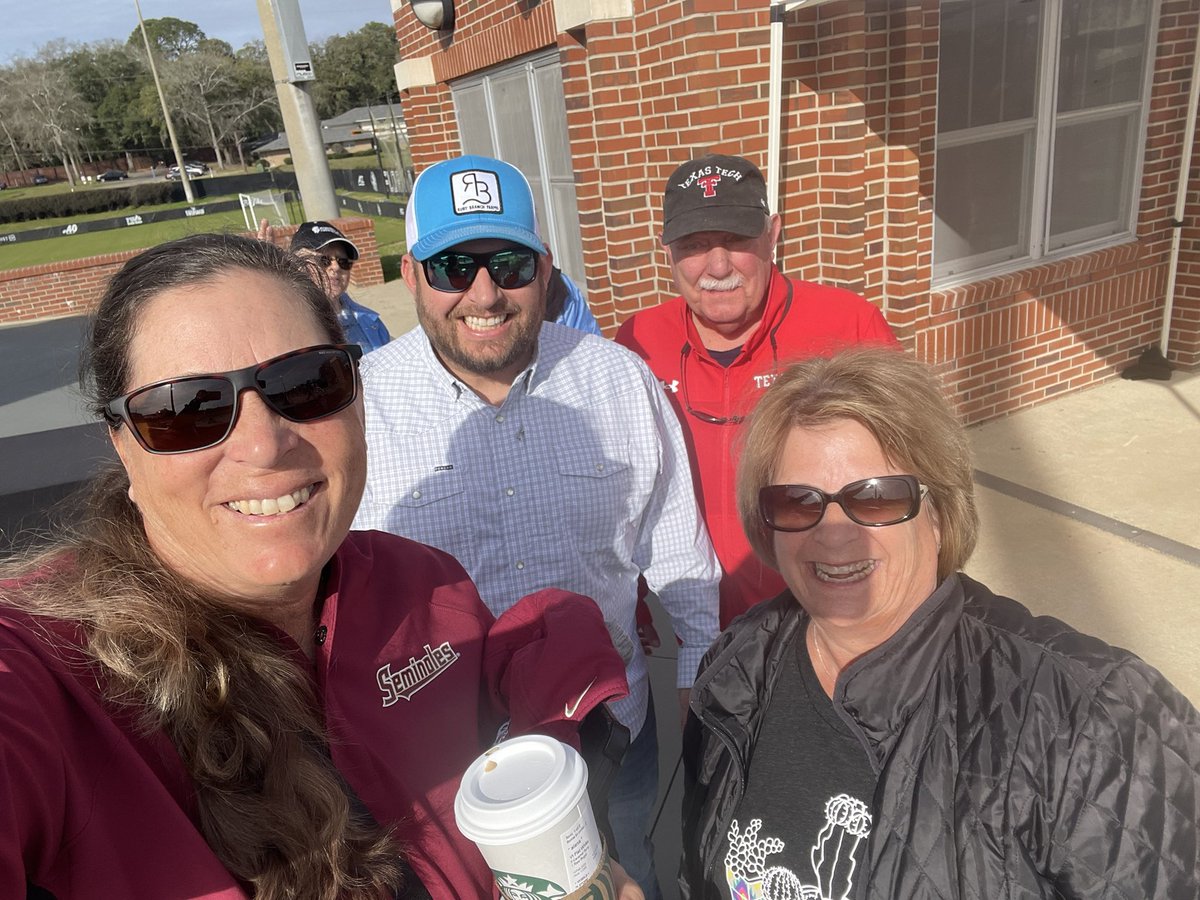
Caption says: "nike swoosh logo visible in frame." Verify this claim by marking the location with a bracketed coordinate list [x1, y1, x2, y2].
[564, 678, 597, 718]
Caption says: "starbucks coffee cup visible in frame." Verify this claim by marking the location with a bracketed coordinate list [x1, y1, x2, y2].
[455, 735, 615, 900]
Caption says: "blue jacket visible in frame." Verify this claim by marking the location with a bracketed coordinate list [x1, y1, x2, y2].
[338, 292, 391, 353]
[549, 270, 601, 336]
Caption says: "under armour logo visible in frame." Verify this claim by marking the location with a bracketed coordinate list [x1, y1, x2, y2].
[451, 170, 503, 215]
[663, 379, 680, 394]
[698, 174, 721, 197]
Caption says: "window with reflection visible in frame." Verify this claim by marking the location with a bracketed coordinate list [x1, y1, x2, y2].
[934, 0, 1154, 281]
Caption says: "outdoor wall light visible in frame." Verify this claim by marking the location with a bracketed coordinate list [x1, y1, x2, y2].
[410, 0, 454, 29]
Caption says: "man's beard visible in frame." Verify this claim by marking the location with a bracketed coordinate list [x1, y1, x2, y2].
[414, 288, 542, 379]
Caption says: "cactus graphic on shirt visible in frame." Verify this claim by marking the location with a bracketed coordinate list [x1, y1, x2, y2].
[726, 818, 785, 882]
[810, 795, 871, 899]
[724, 794, 872, 900]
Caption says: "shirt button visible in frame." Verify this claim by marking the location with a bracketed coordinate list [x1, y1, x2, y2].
[595, 463, 604, 472]
[505, 487, 515, 496]
[314, 625, 328, 645]
[515, 561, 525, 570]
[495, 414, 506, 423]
[411, 490, 421, 499]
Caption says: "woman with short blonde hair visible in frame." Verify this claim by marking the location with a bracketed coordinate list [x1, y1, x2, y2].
[682, 346, 1200, 900]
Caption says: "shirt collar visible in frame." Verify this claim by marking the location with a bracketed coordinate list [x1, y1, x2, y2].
[835, 574, 963, 752]
[415, 327, 540, 404]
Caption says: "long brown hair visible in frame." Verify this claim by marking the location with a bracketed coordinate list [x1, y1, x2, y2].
[4, 234, 402, 899]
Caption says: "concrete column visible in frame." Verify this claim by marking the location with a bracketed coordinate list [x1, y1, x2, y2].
[256, 0, 339, 221]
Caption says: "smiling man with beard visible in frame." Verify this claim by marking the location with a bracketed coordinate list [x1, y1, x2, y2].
[352, 154, 720, 900]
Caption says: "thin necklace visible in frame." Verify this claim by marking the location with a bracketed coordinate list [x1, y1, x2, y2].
[810, 628, 837, 684]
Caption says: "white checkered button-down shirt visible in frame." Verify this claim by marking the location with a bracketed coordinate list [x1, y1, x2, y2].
[352, 322, 721, 735]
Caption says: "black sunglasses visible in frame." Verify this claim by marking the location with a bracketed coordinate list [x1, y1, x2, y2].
[421, 247, 539, 293]
[759, 475, 928, 532]
[104, 344, 363, 454]
[314, 253, 353, 271]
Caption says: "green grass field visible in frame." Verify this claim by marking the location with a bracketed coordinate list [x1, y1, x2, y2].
[2, 149, 407, 276]
[0, 199, 406, 276]
[372, 214, 406, 281]
[1, 192, 245, 234]
[0, 210, 255, 269]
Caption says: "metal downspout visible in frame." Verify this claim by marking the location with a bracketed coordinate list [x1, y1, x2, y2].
[767, 0, 845, 228]
[1158, 31, 1200, 357]
[767, 0, 787, 217]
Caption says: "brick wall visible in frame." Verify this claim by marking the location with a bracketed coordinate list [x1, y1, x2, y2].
[0, 218, 384, 327]
[394, 0, 1200, 423]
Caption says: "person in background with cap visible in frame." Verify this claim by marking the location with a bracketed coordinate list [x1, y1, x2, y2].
[616, 154, 899, 631]
[260, 219, 392, 353]
[351, 154, 720, 900]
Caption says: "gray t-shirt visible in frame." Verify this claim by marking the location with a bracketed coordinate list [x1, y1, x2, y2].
[714, 625, 876, 900]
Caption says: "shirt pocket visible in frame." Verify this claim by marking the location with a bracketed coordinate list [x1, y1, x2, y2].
[390, 466, 465, 509]
[360, 431, 472, 551]
[551, 438, 637, 546]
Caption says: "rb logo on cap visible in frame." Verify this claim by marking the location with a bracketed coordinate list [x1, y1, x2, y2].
[452, 171, 504, 215]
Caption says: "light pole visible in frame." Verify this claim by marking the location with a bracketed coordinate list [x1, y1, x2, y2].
[256, 0, 338, 221]
[133, 0, 194, 203]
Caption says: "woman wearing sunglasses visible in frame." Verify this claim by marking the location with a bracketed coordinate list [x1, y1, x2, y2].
[680, 347, 1199, 899]
[0, 234, 639, 900]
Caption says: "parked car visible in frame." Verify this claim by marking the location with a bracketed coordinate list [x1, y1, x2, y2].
[166, 162, 210, 180]
[32, 173, 49, 185]
[97, 169, 128, 182]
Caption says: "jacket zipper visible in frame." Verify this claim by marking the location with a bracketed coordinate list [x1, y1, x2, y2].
[696, 707, 748, 887]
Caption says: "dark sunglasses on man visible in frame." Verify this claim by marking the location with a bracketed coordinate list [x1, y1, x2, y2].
[759, 475, 929, 532]
[310, 253, 354, 272]
[103, 344, 363, 454]
[421, 247, 539, 293]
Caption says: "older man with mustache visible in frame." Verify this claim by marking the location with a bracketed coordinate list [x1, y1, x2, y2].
[616, 154, 899, 630]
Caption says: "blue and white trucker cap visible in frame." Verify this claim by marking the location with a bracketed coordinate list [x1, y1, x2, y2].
[405, 155, 544, 261]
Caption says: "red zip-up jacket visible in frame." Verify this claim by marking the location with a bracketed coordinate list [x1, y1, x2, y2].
[1, 531, 627, 899]
[616, 267, 899, 627]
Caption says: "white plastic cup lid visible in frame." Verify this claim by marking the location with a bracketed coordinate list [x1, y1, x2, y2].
[455, 735, 590, 845]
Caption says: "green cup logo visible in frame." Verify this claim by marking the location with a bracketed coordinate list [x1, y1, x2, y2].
[495, 860, 616, 900]
[496, 871, 568, 900]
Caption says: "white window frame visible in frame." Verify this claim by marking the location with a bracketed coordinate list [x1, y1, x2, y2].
[932, 0, 1160, 288]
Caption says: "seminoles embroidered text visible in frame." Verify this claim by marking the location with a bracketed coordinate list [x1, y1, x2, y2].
[377, 642, 460, 706]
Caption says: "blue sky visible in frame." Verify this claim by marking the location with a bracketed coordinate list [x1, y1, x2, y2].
[2, 0, 395, 64]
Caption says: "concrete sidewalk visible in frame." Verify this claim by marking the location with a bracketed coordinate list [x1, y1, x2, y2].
[354, 277, 417, 337]
[965, 370, 1199, 700]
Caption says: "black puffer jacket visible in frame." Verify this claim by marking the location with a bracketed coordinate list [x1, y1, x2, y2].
[681, 574, 1200, 899]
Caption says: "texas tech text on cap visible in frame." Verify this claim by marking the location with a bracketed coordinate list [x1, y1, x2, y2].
[661, 154, 770, 245]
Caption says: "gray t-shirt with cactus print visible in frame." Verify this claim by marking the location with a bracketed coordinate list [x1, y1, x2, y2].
[713, 626, 876, 900]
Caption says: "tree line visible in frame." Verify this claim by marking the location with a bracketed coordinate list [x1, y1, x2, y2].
[0, 18, 399, 186]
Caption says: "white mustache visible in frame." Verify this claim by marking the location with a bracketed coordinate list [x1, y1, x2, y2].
[698, 274, 745, 291]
